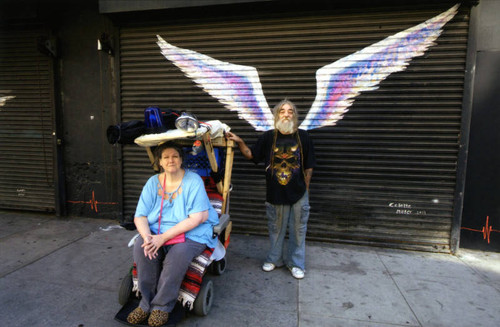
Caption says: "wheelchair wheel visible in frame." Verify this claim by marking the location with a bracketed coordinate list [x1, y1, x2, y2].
[193, 279, 213, 316]
[212, 257, 227, 275]
[118, 272, 133, 306]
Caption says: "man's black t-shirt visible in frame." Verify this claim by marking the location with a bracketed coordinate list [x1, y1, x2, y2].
[251, 129, 316, 205]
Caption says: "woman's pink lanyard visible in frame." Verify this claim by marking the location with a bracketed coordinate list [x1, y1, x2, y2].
[157, 173, 167, 235]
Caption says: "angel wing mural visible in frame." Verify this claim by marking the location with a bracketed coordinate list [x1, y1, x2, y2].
[156, 4, 459, 131]
[0, 95, 15, 107]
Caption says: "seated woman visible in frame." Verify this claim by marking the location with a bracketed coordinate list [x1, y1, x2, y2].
[127, 141, 219, 327]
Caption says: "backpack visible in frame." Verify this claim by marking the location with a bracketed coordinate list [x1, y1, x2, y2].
[106, 120, 146, 145]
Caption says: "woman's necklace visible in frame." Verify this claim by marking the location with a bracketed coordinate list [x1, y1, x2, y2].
[160, 171, 184, 203]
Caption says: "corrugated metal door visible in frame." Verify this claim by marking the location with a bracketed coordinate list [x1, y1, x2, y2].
[0, 25, 56, 212]
[119, 3, 470, 252]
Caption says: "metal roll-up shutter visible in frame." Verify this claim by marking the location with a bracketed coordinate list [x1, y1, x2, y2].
[0, 25, 56, 212]
[119, 3, 469, 252]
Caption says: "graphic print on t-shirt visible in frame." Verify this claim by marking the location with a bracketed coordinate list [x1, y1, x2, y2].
[272, 140, 300, 186]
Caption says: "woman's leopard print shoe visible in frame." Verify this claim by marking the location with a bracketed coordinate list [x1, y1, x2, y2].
[148, 309, 169, 327]
[127, 306, 149, 324]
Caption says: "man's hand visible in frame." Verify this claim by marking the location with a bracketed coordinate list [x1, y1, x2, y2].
[226, 131, 253, 159]
[225, 131, 242, 143]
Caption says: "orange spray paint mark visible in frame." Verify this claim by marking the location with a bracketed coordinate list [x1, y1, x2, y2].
[67, 190, 118, 213]
[461, 216, 500, 244]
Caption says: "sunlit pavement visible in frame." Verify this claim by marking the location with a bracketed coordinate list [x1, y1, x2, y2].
[0, 210, 499, 327]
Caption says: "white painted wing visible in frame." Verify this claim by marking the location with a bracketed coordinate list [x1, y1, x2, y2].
[300, 4, 459, 130]
[0, 95, 15, 107]
[157, 36, 274, 131]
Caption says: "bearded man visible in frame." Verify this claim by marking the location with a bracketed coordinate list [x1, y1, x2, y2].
[226, 99, 316, 279]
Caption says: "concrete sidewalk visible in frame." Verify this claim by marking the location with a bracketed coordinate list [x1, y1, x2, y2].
[0, 210, 499, 327]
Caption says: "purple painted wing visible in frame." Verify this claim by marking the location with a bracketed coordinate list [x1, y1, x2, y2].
[156, 36, 274, 131]
[300, 4, 459, 130]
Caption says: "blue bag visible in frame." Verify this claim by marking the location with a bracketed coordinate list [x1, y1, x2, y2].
[144, 106, 166, 134]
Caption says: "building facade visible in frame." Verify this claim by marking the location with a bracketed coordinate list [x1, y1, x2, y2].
[0, 0, 498, 252]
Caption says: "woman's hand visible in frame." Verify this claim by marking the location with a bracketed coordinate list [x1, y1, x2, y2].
[141, 234, 155, 259]
[134, 216, 159, 259]
[142, 234, 165, 259]
[140, 211, 209, 260]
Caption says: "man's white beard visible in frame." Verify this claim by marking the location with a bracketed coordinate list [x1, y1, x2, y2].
[276, 118, 295, 134]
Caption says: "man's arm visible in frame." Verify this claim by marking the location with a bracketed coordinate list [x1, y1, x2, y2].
[226, 131, 253, 160]
[304, 168, 313, 190]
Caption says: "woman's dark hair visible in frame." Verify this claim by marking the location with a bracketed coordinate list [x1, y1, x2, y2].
[153, 141, 184, 171]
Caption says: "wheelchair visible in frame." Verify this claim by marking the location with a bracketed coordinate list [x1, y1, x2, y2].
[115, 125, 234, 325]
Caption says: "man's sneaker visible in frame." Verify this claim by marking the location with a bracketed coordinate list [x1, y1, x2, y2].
[262, 262, 276, 272]
[289, 267, 305, 279]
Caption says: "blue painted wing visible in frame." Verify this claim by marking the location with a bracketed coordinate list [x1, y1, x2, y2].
[156, 36, 274, 131]
[300, 4, 459, 130]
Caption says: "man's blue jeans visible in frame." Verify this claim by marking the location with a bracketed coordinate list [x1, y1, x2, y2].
[264, 191, 310, 270]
